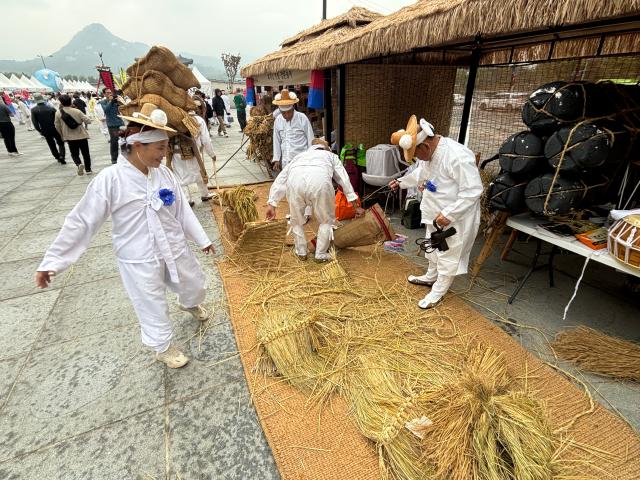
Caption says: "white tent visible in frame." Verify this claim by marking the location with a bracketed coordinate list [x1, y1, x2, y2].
[28, 76, 52, 92]
[0, 73, 13, 90]
[18, 75, 36, 91]
[9, 74, 23, 90]
[191, 66, 212, 96]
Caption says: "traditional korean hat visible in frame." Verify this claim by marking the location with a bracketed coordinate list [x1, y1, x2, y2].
[390, 115, 435, 162]
[272, 89, 299, 106]
[119, 103, 177, 133]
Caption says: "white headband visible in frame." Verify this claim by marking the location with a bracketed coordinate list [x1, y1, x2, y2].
[279, 105, 293, 112]
[126, 129, 169, 145]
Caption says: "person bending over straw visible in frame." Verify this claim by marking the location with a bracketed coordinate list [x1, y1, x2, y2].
[35, 105, 214, 369]
[266, 139, 364, 262]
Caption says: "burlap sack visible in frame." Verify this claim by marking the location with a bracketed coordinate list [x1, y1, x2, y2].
[126, 46, 200, 90]
[119, 94, 200, 138]
[122, 70, 196, 111]
[223, 208, 245, 241]
[333, 203, 395, 248]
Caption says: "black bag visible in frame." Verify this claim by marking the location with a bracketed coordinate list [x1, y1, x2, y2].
[522, 81, 600, 135]
[498, 130, 546, 178]
[488, 172, 528, 213]
[524, 173, 608, 216]
[205, 102, 213, 119]
[545, 122, 613, 173]
[60, 109, 80, 129]
[401, 199, 422, 229]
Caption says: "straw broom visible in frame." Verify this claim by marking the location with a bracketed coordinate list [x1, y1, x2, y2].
[553, 326, 640, 381]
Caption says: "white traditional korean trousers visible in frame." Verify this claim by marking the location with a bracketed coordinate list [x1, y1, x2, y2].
[268, 145, 357, 260]
[398, 137, 483, 302]
[38, 154, 211, 352]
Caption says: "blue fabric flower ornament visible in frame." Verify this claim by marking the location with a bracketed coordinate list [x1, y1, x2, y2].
[425, 179, 437, 193]
[158, 188, 176, 206]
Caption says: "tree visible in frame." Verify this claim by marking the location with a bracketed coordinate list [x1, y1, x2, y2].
[221, 53, 241, 91]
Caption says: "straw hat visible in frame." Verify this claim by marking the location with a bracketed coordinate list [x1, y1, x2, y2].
[390, 115, 435, 162]
[272, 89, 299, 106]
[119, 103, 177, 132]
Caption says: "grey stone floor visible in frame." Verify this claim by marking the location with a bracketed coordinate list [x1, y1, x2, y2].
[0, 122, 278, 479]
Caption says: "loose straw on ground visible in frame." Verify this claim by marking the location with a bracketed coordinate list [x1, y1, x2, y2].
[553, 326, 640, 382]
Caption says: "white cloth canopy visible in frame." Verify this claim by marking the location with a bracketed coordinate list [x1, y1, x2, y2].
[191, 66, 211, 96]
[8, 74, 23, 89]
[0, 73, 13, 89]
[29, 76, 52, 91]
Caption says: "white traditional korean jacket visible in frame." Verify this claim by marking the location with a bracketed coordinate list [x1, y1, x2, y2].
[38, 154, 211, 283]
[397, 137, 483, 275]
[272, 110, 314, 168]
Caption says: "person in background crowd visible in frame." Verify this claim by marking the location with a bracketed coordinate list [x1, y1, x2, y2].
[233, 88, 247, 132]
[35, 107, 214, 369]
[188, 98, 216, 198]
[48, 94, 60, 110]
[73, 92, 87, 114]
[221, 90, 232, 127]
[93, 98, 109, 141]
[212, 89, 229, 137]
[100, 87, 124, 163]
[55, 94, 93, 175]
[31, 94, 65, 164]
[15, 96, 34, 131]
[0, 99, 21, 156]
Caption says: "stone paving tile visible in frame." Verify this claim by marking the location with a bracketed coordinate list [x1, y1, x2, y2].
[216, 175, 262, 187]
[0, 326, 164, 461]
[20, 177, 73, 190]
[0, 199, 54, 219]
[0, 188, 56, 203]
[64, 244, 121, 285]
[0, 229, 62, 263]
[0, 257, 68, 301]
[0, 356, 25, 406]
[169, 383, 279, 480]
[0, 214, 34, 248]
[0, 289, 61, 359]
[36, 276, 137, 348]
[21, 209, 74, 234]
[0, 408, 165, 480]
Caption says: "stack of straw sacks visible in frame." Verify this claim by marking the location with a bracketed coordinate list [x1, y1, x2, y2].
[244, 112, 275, 170]
[120, 46, 201, 138]
[242, 257, 596, 480]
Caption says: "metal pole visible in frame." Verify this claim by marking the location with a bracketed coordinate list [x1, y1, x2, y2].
[323, 69, 333, 144]
[38, 55, 47, 69]
[458, 48, 480, 145]
[322, 0, 327, 20]
[337, 64, 346, 153]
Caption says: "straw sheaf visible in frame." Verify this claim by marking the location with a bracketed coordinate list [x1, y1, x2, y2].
[119, 95, 200, 138]
[241, 0, 640, 77]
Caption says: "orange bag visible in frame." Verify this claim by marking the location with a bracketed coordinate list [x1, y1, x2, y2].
[335, 190, 361, 221]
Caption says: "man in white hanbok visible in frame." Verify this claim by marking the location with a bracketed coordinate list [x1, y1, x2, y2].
[390, 115, 483, 309]
[35, 105, 214, 369]
[271, 89, 314, 172]
[266, 140, 364, 262]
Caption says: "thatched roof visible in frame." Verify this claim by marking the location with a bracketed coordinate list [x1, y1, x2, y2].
[281, 7, 381, 47]
[241, 7, 381, 78]
[242, 0, 640, 77]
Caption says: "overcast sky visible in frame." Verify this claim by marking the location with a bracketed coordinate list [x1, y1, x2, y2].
[0, 0, 416, 63]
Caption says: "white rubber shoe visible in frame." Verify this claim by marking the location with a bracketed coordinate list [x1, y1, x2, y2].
[418, 294, 443, 310]
[180, 304, 210, 322]
[156, 344, 189, 368]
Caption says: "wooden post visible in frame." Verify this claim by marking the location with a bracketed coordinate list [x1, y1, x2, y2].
[470, 212, 509, 279]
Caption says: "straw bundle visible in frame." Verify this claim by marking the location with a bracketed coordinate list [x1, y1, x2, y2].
[418, 346, 556, 480]
[120, 95, 200, 138]
[255, 309, 325, 392]
[220, 187, 259, 225]
[127, 46, 199, 90]
[245, 114, 274, 165]
[553, 326, 640, 381]
[233, 219, 288, 268]
[122, 70, 196, 111]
